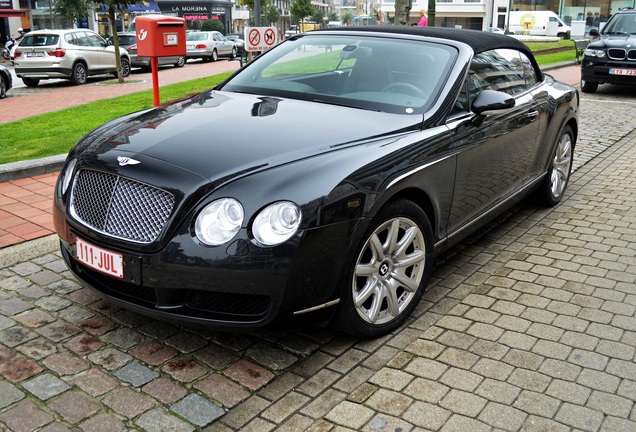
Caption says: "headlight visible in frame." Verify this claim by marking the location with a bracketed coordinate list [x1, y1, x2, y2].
[195, 198, 244, 246]
[59, 158, 77, 195]
[583, 49, 606, 58]
[253, 201, 302, 246]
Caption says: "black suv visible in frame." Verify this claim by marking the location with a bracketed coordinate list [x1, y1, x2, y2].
[581, 8, 636, 93]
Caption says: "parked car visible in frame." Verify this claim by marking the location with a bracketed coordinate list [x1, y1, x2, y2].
[285, 25, 300, 38]
[53, 27, 579, 339]
[485, 27, 505, 34]
[185, 31, 236, 62]
[112, 32, 185, 71]
[14, 29, 131, 87]
[225, 33, 245, 53]
[0, 64, 12, 98]
[581, 7, 636, 93]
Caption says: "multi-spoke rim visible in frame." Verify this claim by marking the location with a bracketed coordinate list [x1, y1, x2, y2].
[352, 216, 426, 325]
[75, 64, 87, 84]
[550, 132, 573, 198]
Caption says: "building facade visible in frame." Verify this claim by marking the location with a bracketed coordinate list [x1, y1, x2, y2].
[3, 0, 635, 45]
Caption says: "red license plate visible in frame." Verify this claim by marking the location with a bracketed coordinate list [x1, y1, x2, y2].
[609, 68, 636, 76]
[76, 237, 124, 278]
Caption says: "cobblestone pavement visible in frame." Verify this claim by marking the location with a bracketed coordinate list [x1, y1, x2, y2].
[1, 84, 636, 431]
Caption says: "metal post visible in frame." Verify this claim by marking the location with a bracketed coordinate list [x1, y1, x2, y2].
[427, 0, 435, 26]
[151, 57, 160, 107]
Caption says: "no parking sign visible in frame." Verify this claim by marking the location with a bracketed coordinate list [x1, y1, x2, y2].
[244, 27, 278, 52]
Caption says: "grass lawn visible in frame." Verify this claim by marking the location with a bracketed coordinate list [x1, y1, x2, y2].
[0, 74, 232, 165]
[0, 43, 577, 165]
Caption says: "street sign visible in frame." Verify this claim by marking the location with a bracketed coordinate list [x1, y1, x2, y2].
[245, 27, 278, 52]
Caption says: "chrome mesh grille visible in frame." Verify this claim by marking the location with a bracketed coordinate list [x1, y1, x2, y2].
[70, 169, 175, 243]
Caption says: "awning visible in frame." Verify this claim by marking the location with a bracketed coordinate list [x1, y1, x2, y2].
[0, 9, 24, 18]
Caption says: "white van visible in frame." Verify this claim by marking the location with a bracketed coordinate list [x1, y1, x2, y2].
[508, 11, 571, 39]
[327, 21, 342, 28]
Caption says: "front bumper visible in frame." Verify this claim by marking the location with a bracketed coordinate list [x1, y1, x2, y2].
[55, 206, 356, 330]
[581, 60, 636, 85]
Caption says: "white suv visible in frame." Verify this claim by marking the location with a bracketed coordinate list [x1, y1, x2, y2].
[14, 29, 131, 87]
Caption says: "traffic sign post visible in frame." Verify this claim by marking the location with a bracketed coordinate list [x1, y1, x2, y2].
[244, 27, 278, 52]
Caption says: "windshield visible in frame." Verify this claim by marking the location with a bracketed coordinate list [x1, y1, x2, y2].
[602, 13, 636, 35]
[219, 34, 457, 115]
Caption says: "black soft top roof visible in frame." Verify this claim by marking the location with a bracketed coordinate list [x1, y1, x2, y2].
[316, 26, 531, 56]
[314, 26, 542, 79]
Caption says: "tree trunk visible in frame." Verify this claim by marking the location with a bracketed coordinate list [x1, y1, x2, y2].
[108, 8, 124, 83]
[394, 0, 413, 26]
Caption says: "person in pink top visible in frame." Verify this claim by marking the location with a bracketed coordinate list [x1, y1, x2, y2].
[418, 10, 428, 26]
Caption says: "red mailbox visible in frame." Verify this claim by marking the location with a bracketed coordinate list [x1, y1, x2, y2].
[135, 15, 186, 58]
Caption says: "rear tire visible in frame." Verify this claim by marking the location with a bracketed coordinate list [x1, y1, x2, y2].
[210, 49, 218, 62]
[120, 57, 131, 78]
[535, 125, 574, 206]
[175, 56, 185, 68]
[0, 76, 7, 98]
[22, 77, 40, 87]
[70, 62, 87, 85]
[333, 200, 434, 339]
[581, 79, 598, 93]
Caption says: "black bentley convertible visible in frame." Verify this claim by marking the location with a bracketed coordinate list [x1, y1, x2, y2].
[53, 27, 579, 338]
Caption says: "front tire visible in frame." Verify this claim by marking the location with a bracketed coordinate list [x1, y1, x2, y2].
[535, 125, 574, 206]
[70, 62, 87, 85]
[581, 79, 598, 93]
[175, 56, 185, 68]
[334, 200, 434, 339]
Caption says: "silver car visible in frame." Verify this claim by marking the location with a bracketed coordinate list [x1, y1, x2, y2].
[186, 31, 236, 62]
[113, 32, 185, 71]
[14, 29, 131, 87]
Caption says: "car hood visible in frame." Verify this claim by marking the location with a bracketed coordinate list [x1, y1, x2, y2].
[593, 33, 636, 48]
[82, 90, 422, 186]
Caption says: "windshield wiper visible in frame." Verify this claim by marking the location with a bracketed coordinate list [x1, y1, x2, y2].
[311, 98, 381, 112]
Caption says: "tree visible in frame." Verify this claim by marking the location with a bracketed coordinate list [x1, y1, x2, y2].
[342, 12, 354, 26]
[238, 0, 269, 10]
[54, 0, 90, 25]
[100, 0, 137, 82]
[266, 7, 280, 27]
[311, 10, 324, 27]
[202, 19, 225, 33]
[394, 0, 413, 25]
[290, 0, 315, 25]
[328, 12, 340, 22]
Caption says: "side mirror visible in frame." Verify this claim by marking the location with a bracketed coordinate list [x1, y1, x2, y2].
[472, 90, 515, 115]
[589, 28, 599, 37]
